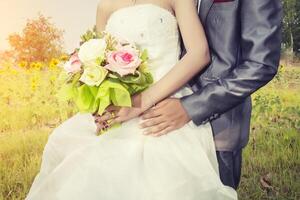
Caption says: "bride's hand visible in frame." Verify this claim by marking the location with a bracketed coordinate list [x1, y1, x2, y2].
[94, 94, 144, 128]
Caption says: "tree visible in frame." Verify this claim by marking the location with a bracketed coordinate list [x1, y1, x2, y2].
[293, 0, 300, 54]
[8, 14, 64, 63]
[282, 0, 300, 54]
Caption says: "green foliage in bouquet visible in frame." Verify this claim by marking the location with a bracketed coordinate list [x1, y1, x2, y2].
[57, 28, 154, 118]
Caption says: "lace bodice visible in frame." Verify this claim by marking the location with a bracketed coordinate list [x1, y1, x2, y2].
[105, 4, 181, 82]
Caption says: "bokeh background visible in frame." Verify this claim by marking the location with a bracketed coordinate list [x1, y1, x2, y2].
[0, 0, 299, 199]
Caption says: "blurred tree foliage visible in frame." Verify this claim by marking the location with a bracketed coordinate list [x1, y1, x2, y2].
[7, 14, 64, 63]
[282, 0, 300, 54]
[2, 2, 300, 62]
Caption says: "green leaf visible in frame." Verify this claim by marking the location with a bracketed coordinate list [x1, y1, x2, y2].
[108, 73, 119, 79]
[140, 49, 149, 62]
[138, 63, 151, 74]
[74, 84, 95, 112]
[110, 87, 132, 107]
[119, 71, 145, 84]
[123, 71, 154, 95]
[97, 92, 111, 115]
[72, 73, 82, 85]
[93, 79, 132, 114]
[118, 70, 153, 85]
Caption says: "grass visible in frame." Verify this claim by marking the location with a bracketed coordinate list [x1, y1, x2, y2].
[238, 65, 300, 199]
[0, 63, 299, 200]
[0, 128, 49, 200]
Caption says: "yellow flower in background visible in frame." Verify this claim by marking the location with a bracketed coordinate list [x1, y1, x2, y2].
[35, 62, 43, 70]
[29, 62, 43, 70]
[49, 58, 60, 69]
[30, 62, 37, 69]
[18, 61, 28, 68]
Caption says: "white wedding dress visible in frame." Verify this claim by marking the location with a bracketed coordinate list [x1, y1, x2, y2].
[26, 4, 237, 200]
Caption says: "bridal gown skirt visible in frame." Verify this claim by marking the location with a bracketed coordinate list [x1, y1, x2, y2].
[26, 112, 237, 200]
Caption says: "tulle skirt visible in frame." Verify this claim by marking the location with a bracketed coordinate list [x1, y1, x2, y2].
[26, 112, 237, 200]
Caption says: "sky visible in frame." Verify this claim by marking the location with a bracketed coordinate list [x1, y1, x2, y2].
[0, 0, 99, 52]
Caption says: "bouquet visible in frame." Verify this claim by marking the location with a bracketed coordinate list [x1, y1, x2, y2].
[57, 28, 153, 134]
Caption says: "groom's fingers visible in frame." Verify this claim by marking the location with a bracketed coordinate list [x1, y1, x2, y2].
[152, 126, 174, 137]
[155, 99, 169, 108]
[141, 108, 162, 120]
[143, 123, 169, 135]
[139, 116, 166, 129]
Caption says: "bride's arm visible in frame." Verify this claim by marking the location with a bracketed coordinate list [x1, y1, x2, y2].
[95, 0, 112, 32]
[141, 0, 210, 110]
[96, 0, 209, 125]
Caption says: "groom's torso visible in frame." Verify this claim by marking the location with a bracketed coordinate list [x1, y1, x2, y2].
[191, 0, 251, 151]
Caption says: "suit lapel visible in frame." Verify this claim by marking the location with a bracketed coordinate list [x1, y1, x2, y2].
[199, 0, 214, 23]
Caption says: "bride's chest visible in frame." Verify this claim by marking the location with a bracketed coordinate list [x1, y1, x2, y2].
[105, 5, 179, 44]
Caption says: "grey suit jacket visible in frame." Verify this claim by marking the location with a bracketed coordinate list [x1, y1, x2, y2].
[180, 0, 283, 151]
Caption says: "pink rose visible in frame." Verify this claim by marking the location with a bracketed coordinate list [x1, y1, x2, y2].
[105, 46, 141, 77]
[63, 52, 82, 73]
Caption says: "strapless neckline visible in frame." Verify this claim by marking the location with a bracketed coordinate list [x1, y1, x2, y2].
[105, 2, 181, 82]
[106, 3, 177, 27]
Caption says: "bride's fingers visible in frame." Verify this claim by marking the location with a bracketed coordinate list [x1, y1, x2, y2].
[96, 124, 105, 133]
[106, 105, 120, 113]
[97, 112, 118, 122]
[94, 115, 104, 121]
[92, 111, 98, 117]
[110, 116, 124, 124]
[93, 107, 120, 120]
[94, 117, 108, 126]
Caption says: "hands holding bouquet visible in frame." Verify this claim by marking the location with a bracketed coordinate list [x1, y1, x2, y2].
[93, 93, 143, 132]
[57, 28, 153, 135]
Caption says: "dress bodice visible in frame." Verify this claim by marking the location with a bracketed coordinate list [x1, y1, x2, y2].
[105, 4, 181, 82]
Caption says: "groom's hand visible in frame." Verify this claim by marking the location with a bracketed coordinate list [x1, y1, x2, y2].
[140, 98, 191, 137]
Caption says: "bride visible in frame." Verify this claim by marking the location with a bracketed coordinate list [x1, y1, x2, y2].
[26, 0, 238, 199]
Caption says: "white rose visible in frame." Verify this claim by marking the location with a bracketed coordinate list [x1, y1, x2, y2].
[79, 66, 108, 86]
[78, 39, 107, 66]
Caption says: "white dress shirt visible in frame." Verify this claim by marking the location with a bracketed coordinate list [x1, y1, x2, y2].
[197, 0, 202, 14]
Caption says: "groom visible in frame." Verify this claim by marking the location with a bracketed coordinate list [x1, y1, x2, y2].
[138, 0, 283, 189]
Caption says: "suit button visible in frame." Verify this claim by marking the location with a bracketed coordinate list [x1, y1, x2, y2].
[213, 113, 219, 118]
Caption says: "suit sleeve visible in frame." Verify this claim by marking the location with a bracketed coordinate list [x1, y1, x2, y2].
[180, 0, 283, 126]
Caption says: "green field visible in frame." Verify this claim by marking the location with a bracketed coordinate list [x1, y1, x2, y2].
[0, 64, 299, 200]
